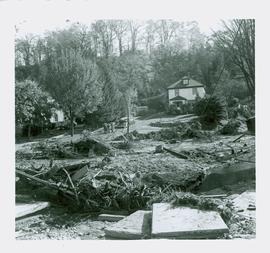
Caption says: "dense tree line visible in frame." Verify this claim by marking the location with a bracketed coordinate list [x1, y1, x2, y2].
[15, 19, 255, 136]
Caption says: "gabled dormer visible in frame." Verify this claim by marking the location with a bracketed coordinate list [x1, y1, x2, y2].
[182, 76, 189, 86]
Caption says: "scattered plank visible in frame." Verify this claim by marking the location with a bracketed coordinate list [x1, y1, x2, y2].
[15, 230, 25, 239]
[99, 210, 130, 216]
[235, 158, 255, 163]
[16, 202, 50, 219]
[71, 165, 89, 182]
[98, 214, 126, 222]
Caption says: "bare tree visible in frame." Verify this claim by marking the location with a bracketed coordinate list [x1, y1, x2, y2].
[111, 20, 128, 56]
[128, 20, 142, 52]
[91, 20, 116, 58]
[214, 19, 255, 98]
[144, 20, 158, 54]
[156, 20, 179, 46]
[15, 35, 36, 66]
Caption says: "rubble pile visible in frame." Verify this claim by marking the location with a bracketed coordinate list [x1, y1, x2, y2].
[16, 114, 255, 240]
[16, 152, 206, 213]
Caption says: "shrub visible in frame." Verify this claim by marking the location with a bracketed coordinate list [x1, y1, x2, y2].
[181, 103, 194, 114]
[167, 104, 182, 115]
[155, 128, 181, 140]
[146, 95, 167, 113]
[193, 96, 227, 128]
[222, 79, 250, 101]
[228, 103, 253, 119]
[219, 119, 241, 135]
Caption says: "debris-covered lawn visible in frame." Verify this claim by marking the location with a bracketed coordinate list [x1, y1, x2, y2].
[15, 114, 255, 239]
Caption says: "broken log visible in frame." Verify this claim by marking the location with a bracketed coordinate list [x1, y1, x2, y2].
[16, 170, 76, 197]
[163, 147, 189, 159]
[235, 158, 255, 163]
[62, 168, 79, 204]
[232, 133, 246, 143]
[199, 194, 227, 198]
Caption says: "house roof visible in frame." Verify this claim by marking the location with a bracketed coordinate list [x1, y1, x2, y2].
[169, 95, 187, 101]
[167, 76, 204, 89]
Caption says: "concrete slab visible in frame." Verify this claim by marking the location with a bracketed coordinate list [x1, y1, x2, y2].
[16, 202, 50, 219]
[98, 214, 126, 222]
[231, 191, 256, 218]
[104, 210, 151, 239]
[152, 203, 228, 239]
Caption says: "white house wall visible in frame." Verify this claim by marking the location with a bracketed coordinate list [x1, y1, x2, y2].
[50, 110, 65, 123]
[168, 87, 205, 102]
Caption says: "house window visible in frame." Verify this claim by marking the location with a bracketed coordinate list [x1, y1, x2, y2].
[192, 87, 198, 95]
[175, 89, 179, 96]
[183, 79, 189, 85]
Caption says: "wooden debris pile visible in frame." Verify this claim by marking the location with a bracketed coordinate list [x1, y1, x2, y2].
[16, 150, 207, 212]
[16, 159, 162, 212]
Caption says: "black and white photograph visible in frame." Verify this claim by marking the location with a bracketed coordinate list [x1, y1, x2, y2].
[1, 0, 265, 246]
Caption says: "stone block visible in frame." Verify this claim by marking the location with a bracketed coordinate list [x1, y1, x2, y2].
[152, 203, 228, 239]
[105, 210, 151, 239]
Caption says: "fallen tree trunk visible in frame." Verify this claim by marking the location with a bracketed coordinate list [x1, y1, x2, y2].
[163, 147, 189, 159]
[16, 169, 76, 197]
[232, 133, 246, 142]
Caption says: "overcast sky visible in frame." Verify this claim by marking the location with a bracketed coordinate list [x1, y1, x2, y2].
[15, 17, 223, 38]
[11, 0, 227, 38]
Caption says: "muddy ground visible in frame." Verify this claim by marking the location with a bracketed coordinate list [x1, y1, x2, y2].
[16, 114, 256, 240]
